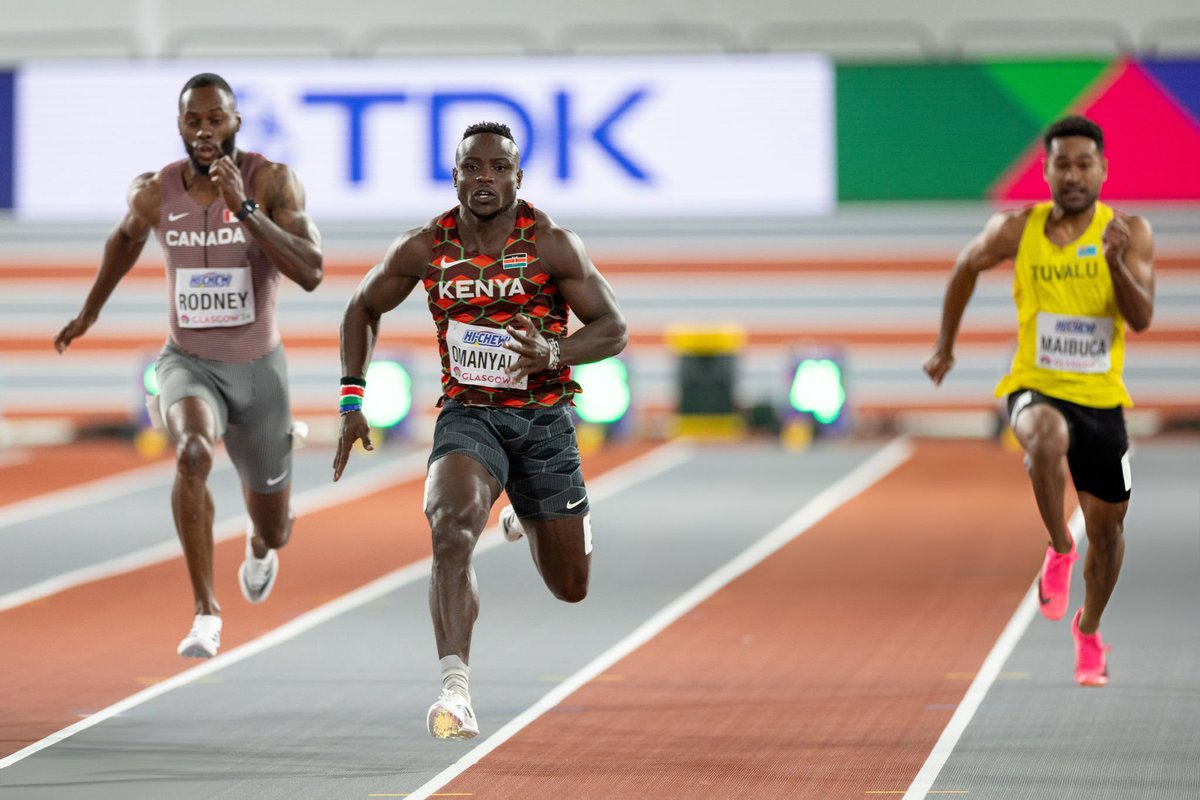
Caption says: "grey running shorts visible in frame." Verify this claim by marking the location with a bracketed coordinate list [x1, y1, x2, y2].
[1007, 389, 1131, 503]
[428, 399, 590, 520]
[155, 340, 294, 494]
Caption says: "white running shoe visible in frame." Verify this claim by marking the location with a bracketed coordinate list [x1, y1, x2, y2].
[177, 614, 222, 659]
[289, 420, 309, 450]
[427, 689, 479, 740]
[238, 524, 279, 604]
[499, 505, 525, 542]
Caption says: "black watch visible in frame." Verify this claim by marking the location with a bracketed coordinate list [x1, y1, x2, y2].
[234, 198, 259, 221]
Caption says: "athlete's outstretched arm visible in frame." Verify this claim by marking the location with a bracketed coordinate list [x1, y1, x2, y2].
[333, 227, 430, 481]
[503, 217, 627, 383]
[211, 157, 323, 292]
[1103, 213, 1155, 332]
[54, 174, 157, 353]
[923, 210, 1026, 386]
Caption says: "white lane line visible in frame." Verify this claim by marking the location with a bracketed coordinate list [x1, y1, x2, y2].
[902, 507, 1085, 800]
[404, 436, 915, 800]
[0, 450, 430, 612]
[0, 449, 32, 468]
[0, 456, 234, 533]
[0, 440, 691, 770]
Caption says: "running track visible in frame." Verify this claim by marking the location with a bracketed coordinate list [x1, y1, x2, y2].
[0, 435, 1196, 798]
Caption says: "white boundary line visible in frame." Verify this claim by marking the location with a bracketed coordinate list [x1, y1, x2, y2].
[0, 457, 232, 533]
[404, 436, 915, 800]
[902, 507, 1085, 799]
[0, 440, 691, 770]
[0, 450, 431, 612]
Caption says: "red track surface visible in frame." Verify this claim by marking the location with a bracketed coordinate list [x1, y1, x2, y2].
[438, 439, 1044, 798]
[0, 440, 657, 758]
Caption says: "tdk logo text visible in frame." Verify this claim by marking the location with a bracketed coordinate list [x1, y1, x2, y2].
[462, 330, 510, 347]
[190, 273, 233, 288]
[301, 90, 651, 185]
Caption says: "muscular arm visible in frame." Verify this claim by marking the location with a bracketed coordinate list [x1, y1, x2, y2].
[504, 214, 627, 382]
[213, 158, 323, 291]
[333, 226, 431, 480]
[923, 210, 1026, 385]
[54, 174, 157, 352]
[1104, 213, 1155, 332]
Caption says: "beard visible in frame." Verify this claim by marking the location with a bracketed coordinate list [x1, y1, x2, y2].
[187, 134, 237, 175]
[1052, 185, 1097, 215]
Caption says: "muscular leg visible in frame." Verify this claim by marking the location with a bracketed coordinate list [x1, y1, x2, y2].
[166, 397, 220, 616]
[243, 484, 294, 558]
[523, 516, 591, 603]
[1076, 491, 1127, 634]
[1013, 403, 1074, 554]
[425, 454, 501, 663]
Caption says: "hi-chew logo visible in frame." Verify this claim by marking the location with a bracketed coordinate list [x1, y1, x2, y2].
[190, 272, 234, 288]
[462, 329, 511, 347]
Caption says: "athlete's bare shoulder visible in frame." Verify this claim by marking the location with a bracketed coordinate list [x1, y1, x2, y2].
[982, 206, 1033, 258]
[530, 207, 590, 273]
[380, 218, 439, 279]
[127, 170, 162, 228]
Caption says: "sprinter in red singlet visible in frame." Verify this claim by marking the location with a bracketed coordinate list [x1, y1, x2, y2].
[333, 122, 627, 740]
[55, 73, 323, 659]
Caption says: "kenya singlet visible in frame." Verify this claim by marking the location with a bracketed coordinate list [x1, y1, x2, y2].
[154, 153, 281, 363]
[425, 200, 580, 408]
[994, 201, 1131, 408]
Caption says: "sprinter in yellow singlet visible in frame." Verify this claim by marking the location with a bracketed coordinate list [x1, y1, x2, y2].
[923, 116, 1155, 687]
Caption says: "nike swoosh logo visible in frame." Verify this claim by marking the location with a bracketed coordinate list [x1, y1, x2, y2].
[566, 496, 587, 509]
[439, 257, 476, 269]
[168, 211, 190, 222]
[265, 471, 289, 487]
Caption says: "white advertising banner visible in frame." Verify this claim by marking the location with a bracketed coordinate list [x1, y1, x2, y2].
[16, 56, 832, 220]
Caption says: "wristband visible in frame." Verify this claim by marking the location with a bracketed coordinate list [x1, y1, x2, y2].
[546, 337, 561, 371]
[339, 376, 365, 414]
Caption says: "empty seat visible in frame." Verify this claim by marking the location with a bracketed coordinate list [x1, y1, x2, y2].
[944, 18, 1134, 58]
[0, 28, 139, 61]
[555, 22, 743, 55]
[164, 25, 350, 58]
[360, 24, 545, 57]
[750, 20, 939, 61]
[1140, 18, 1200, 57]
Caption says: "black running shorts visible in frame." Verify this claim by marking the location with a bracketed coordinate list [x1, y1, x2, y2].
[428, 399, 589, 520]
[1007, 389, 1131, 503]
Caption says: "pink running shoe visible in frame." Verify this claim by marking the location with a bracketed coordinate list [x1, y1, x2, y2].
[1037, 543, 1077, 621]
[1072, 609, 1111, 687]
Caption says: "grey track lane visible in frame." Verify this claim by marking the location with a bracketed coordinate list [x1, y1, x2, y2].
[0, 442, 887, 798]
[0, 444, 427, 597]
[929, 441, 1200, 799]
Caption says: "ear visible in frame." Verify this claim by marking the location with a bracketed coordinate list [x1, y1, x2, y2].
[516, 168, 523, 189]
[235, 111, 242, 133]
[452, 167, 458, 188]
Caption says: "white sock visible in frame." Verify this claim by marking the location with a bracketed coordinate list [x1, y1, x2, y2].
[440, 654, 470, 696]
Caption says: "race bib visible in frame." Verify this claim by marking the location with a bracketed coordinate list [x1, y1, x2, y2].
[1035, 312, 1113, 374]
[447, 319, 527, 390]
[175, 268, 255, 328]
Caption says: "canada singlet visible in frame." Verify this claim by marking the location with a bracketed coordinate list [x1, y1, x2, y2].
[995, 201, 1131, 408]
[154, 153, 281, 363]
[424, 200, 580, 408]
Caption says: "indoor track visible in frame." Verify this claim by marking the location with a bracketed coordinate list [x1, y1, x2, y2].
[1, 433, 1196, 799]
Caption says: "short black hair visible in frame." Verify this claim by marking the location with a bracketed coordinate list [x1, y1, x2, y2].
[1043, 115, 1104, 153]
[179, 73, 235, 106]
[462, 121, 514, 142]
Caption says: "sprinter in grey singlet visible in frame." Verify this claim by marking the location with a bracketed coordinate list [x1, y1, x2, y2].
[55, 73, 324, 659]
